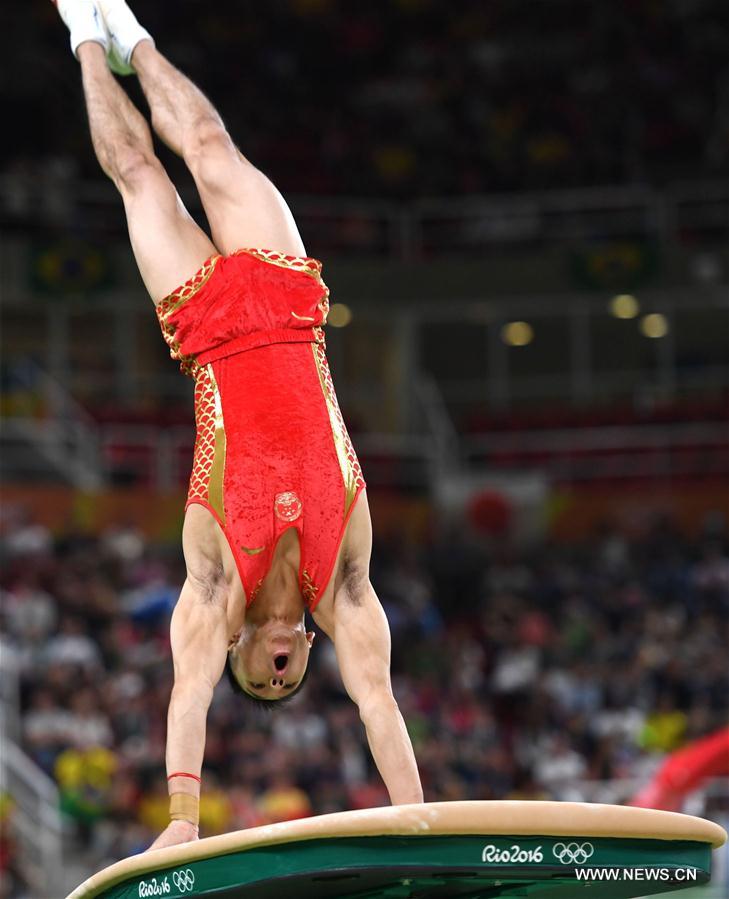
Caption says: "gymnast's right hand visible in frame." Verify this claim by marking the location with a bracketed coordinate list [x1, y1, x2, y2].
[148, 820, 200, 852]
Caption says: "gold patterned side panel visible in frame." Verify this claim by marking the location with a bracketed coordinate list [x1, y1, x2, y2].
[188, 368, 216, 503]
[311, 343, 364, 518]
[188, 364, 226, 525]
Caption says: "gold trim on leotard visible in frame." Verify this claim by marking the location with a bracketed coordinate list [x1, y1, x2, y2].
[206, 364, 227, 524]
[187, 364, 227, 525]
[311, 343, 364, 518]
[232, 248, 324, 281]
[157, 255, 222, 320]
[301, 569, 319, 608]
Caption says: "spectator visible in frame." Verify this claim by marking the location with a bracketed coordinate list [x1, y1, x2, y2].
[1, 512, 724, 865]
[43, 617, 102, 672]
[3, 575, 57, 643]
[66, 689, 114, 750]
[23, 688, 73, 773]
[258, 774, 313, 824]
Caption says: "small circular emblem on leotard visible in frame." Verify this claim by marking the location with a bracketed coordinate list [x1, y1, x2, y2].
[275, 491, 302, 522]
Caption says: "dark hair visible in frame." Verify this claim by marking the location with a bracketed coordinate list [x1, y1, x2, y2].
[225, 656, 310, 711]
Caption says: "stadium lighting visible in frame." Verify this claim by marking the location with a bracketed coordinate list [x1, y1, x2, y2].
[640, 313, 669, 338]
[328, 303, 353, 328]
[610, 294, 640, 319]
[501, 321, 534, 346]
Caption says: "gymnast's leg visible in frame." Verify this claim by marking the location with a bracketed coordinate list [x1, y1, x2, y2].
[100, 0, 306, 258]
[75, 41, 217, 303]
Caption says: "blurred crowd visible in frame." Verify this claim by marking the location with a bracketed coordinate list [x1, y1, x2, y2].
[1, 504, 727, 881]
[5, 0, 727, 201]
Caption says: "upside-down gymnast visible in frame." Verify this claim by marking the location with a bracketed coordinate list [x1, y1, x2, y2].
[52, 0, 423, 851]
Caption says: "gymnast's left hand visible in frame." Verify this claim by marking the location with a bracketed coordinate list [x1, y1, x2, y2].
[148, 820, 200, 852]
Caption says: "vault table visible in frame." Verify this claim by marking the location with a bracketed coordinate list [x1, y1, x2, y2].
[67, 801, 727, 899]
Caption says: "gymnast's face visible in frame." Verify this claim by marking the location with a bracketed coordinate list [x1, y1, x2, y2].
[228, 619, 314, 701]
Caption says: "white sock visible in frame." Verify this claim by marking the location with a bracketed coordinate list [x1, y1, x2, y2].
[54, 0, 108, 59]
[97, 0, 154, 72]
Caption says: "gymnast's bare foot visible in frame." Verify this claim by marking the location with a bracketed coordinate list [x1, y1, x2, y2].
[148, 820, 200, 852]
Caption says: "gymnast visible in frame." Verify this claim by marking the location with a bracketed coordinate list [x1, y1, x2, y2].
[51, 0, 423, 851]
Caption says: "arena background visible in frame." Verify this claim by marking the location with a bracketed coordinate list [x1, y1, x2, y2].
[1, 1, 727, 896]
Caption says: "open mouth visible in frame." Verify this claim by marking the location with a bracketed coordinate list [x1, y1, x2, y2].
[274, 654, 288, 672]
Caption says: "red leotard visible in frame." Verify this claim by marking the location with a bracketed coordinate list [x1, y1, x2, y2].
[156, 249, 365, 610]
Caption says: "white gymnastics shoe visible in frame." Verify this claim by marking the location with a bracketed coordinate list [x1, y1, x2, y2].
[51, 0, 108, 59]
[97, 0, 155, 75]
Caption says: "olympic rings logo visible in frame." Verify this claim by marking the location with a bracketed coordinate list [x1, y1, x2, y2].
[172, 869, 196, 893]
[552, 842, 595, 865]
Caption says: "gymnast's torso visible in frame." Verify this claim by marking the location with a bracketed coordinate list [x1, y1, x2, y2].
[156, 249, 365, 611]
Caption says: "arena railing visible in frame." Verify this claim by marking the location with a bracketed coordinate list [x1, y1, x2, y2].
[460, 421, 729, 481]
[0, 362, 104, 488]
[94, 423, 441, 490]
[2, 376, 726, 491]
[407, 180, 728, 257]
[1, 177, 726, 258]
[91, 416, 727, 491]
[0, 742, 64, 895]
[0, 646, 63, 896]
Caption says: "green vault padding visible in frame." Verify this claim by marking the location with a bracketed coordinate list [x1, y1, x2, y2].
[67, 801, 727, 899]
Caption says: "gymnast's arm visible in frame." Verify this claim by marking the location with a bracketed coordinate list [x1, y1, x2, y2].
[148, 579, 229, 851]
[332, 572, 424, 805]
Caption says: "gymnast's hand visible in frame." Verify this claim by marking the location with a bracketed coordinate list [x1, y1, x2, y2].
[148, 820, 200, 852]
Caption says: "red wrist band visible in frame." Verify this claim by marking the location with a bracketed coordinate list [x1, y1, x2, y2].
[167, 772, 202, 783]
